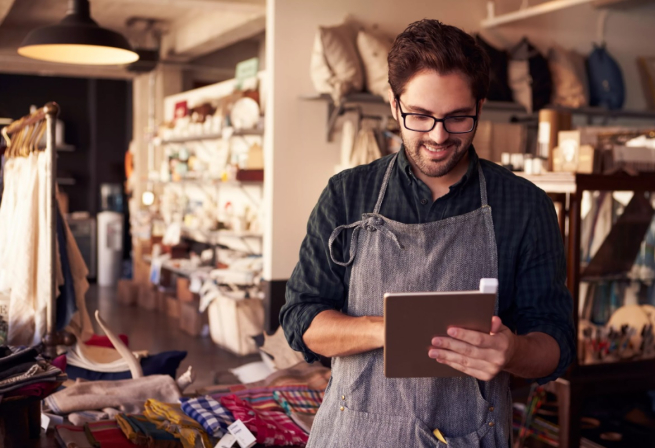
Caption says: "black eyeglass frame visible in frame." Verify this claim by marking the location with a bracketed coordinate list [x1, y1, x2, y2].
[395, 96, 480, 134]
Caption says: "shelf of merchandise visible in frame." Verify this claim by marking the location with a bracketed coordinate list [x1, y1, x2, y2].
[530, 171, 655, 448]
[181, 226, 262, 245]
[303, 92, 655, 140]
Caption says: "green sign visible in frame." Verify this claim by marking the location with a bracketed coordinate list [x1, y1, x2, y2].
[235, 57, 259, 89]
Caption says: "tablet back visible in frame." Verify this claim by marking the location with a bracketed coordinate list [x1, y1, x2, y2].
[384, 291, 496, 378]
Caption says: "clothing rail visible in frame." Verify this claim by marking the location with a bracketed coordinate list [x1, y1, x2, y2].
[2, 102, 72, 356]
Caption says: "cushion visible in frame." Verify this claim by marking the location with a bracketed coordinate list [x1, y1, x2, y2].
[509, 38, 553, 112]
[310, 22, 363, 103]
[587, 44, 625, 110]
[548, 44, 588, 108]
[356, 30, 393, 99]
[475, 35, 513, 102]
[65, 350, 187, 381]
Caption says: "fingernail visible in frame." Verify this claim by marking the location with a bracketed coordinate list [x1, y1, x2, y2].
[447, 328, 457, 337]
[428, 350, 438, 358]
[432, 338, 441, 347]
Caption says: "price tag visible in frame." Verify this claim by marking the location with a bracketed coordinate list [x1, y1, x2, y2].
[228, 420, 256, 448]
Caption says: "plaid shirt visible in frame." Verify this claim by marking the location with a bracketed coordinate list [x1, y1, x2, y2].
[281, 146, 575, 384]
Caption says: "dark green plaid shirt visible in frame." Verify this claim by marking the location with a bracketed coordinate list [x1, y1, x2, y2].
[281, 146, 575, 384]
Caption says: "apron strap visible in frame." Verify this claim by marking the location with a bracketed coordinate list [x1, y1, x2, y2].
[328, 221, 364, 267]
[478, 163, 489, 207]
[372, 154, 398, 215]
[328, 216, 405, 267]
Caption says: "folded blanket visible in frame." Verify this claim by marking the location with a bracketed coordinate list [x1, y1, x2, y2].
[44, 375, 181, 415]
[220, 394, 308, 446]
[180, 395, 235, 438]
[144, 399, 211, 448]
[116, 413, 182, 447]
[0, 364, 64, 394]
[83, 420, 138, 448]
[273, 388, 324, 416]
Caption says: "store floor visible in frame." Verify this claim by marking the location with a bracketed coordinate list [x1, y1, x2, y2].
[88, 284, 260, 392]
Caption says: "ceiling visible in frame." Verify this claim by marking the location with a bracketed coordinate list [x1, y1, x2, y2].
[0, 0, 266, 78]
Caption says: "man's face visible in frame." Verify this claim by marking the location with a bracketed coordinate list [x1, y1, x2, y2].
[389, 70, 479, 178]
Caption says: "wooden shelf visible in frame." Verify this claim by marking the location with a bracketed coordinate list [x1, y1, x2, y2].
[160, 128, 264, 144]
[181, 226, 262, 245]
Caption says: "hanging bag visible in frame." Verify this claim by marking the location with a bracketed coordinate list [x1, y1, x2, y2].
[587, 44, 625, 110]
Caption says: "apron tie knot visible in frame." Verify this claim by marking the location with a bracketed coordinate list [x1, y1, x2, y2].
[329, 215, 404, 267]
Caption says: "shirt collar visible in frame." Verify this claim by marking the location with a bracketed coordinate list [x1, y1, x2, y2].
[397, 145, 479, 190]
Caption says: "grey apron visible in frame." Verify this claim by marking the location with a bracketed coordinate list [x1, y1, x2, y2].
[307, 154, 511, 448]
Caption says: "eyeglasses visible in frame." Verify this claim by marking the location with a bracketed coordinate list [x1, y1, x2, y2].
[395, 96, 478, 134]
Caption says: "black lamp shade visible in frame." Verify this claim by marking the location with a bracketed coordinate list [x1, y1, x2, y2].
[18, 0, 139, 65]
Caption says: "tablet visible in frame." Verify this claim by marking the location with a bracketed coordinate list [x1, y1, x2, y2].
[384, 286, 497, 378]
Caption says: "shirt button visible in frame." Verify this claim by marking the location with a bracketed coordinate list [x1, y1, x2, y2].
[489, 422, 495, 427]
[489, 406, 494, 412]
[340, 406, 345, 411]
[420, 199, 428, 205]
[341, 395, 345, 400]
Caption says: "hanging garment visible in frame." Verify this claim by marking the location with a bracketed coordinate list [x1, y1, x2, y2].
[0, 149, 93, 346]
[56, 207, 77, 331]
[349, 124, 383, 168]
[308, 153, 510, 448]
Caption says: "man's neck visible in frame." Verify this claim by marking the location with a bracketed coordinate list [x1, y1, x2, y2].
[410, 151, 470, 202]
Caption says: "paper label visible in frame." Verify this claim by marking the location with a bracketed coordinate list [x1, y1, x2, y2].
[215, 433, 237, 448]
[41, 413, 50, 432]
[228, 420, 257, 448]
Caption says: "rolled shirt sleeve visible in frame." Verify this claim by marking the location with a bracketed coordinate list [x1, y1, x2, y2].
[513, 191, 576, 384]
[280, 176, 348, 363]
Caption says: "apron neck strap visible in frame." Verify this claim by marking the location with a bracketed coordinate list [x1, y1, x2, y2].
[478, 163, 489, 207]
[373, 154, 398, 215]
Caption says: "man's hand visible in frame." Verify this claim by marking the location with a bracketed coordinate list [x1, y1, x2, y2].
[428, 316, 517, 381]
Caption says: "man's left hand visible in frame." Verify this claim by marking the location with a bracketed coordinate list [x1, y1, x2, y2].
[428, 316, 516, 381]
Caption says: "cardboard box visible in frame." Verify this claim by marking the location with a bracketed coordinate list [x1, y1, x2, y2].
[179, 300, 209, 337]
[166, 296, 180, 319]
[137, 284, 157, 311]
[177, 278, 194, 302]
[208, 295, 264, 356]
[117, 279, 138, 306]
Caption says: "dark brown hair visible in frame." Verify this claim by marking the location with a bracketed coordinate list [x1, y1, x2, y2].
[388, 19, 490, 101]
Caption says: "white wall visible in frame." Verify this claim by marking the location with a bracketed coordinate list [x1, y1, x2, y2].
[264, 0, 486, 280]
[265, 0, 655, 280]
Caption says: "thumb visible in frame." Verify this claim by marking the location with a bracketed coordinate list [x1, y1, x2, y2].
[490, 316, 503, 335]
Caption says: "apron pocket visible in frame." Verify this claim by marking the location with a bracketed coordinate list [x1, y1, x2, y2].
[441, 420, 495, 448]
[330, 406, 438, 448]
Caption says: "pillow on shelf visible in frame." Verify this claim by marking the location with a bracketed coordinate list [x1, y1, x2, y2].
[509, 38, 553, 112]
[475, 34, 513, 102]
[310, 22, 364, 103]
[356, 30, 393, 99]
[548, 45, 588, 109]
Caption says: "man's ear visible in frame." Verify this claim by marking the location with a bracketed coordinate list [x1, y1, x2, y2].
[388, 88, 398, 121]
[477, 98, 486, 117]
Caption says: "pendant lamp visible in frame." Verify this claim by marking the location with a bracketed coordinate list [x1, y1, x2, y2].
[18, 0, 139, 65]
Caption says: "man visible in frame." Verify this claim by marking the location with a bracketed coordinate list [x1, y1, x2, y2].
[281, 19, 574, 448]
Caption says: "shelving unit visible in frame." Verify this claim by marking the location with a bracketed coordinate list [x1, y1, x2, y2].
[302, 92, 655, 141]
[521, 171, 655, 448]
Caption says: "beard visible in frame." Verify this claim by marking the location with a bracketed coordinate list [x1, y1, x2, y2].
[401, 129, 475, 178]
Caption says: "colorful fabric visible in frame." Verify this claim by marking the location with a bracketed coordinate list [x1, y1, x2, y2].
[273, 388, 324, 416]
[143, 399, 211, 448]
[220, 394, 308, 446]
[83, 420, 138, 448]
[179, 395, 234, 438]
[116, 414, 181, 447]
[55, 424, 93, 448]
